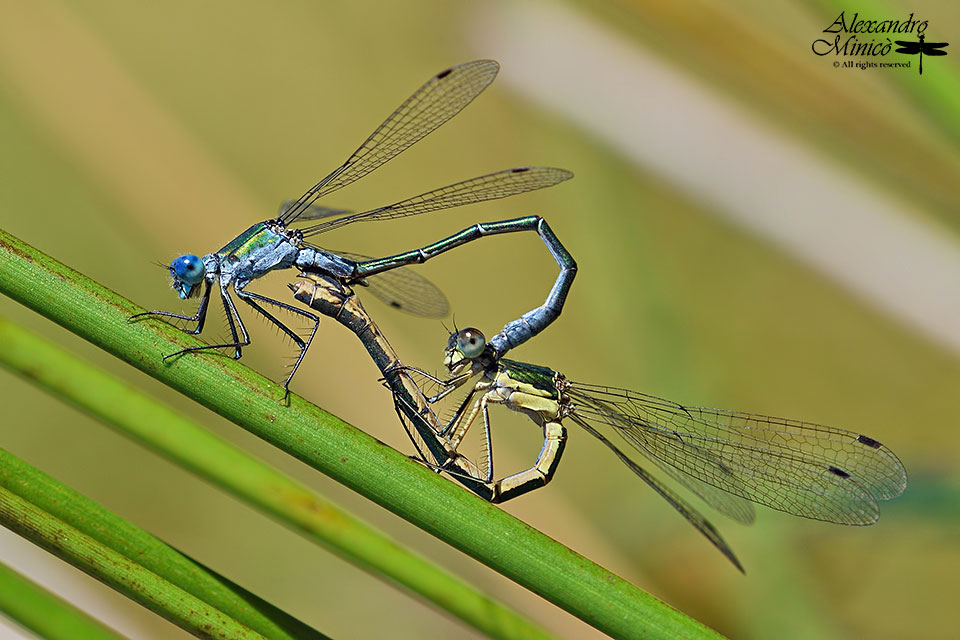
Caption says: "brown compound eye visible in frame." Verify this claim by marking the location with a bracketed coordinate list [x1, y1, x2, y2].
[455, 327, 486, 359]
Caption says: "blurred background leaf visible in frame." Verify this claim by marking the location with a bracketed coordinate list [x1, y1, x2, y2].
[0, 560, 129, 640]
[0, 0, 957, 638]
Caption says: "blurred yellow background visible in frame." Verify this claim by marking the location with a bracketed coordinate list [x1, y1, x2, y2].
[1, 1, 957, 638]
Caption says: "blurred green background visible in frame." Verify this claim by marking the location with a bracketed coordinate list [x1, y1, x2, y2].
[1, 1, 957, 638]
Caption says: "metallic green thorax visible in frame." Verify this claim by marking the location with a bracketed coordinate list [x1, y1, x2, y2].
[498, 359, 559, 398]
[217, 223, 274, 259]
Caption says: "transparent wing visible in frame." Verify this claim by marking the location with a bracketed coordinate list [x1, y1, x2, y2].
[280, 60, 499, 224]
[301, 167, 573, 236]
[619, 431, 756, 524]
[566, 383, 907, 525]
[569, 415, 744, 572]
[279, 201, 351, 221]
[575, 386, 755, 523]
[334, 251, 449, 318]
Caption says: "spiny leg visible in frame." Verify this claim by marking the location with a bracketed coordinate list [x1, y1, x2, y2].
[236, 288, 319, 396]
[391, 392, 448, 473]
[386, 365, 483, 449]
[387, 366, 470, 467]
[390, 390, 490, 495]
[403, 353, 567, 502]
[411, 389, 490, 484]
[129, 280, 212, 335]
[445, 387, 484, 447]
[480, 399, 494, 482]
[380, 328, 566, 500]
[392, 365, 474, 404]
[404, 388, 568, 504]
[391, 363, 481, 442]
[443, 409, 568, 504]
[388, 368, 465, 461]
[163, 284, 249, 360]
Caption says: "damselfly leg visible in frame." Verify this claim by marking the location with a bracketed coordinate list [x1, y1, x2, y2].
[235, 288, 320, 397]
[160, 283, 248, 360]
[131, 280, 213, 335]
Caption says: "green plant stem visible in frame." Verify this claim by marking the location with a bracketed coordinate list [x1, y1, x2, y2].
[0, 449, 327, 640]
[0, 485, 269, 640]
[0, 228, 723, 640]
[0, 560, 130, 640]
[0, 316, 549, 640]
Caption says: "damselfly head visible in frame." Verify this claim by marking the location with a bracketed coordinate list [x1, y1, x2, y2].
[169, 254, 205, 299]
[445, 327, 485, 371]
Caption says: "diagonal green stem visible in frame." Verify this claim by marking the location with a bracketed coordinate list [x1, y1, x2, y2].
[0, 228, 724, 640]
[0, 315, 550, 640]
[0, 560, 130, 640]
[0, 448, 327, 640]
[0, 484, 270, 640]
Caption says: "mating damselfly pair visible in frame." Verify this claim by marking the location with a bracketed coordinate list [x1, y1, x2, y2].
[136, 60, 906, 571]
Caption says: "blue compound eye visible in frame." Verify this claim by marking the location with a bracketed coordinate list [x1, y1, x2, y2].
[456, 328, 486, 359]
[171, 255, 204, 285]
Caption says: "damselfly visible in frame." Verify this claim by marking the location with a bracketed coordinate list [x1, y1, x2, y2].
[289, 209, 575, 478]
[131, 60, 572, 395]
[400, 327, 908, 571]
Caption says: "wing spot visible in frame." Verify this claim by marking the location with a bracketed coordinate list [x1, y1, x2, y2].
[436, 68, 453, 79]
[828, 465, 851, 479]
[856, 434, 882, 449]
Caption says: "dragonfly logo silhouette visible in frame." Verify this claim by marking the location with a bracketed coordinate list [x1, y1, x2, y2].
[895, 34, 948, 75]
